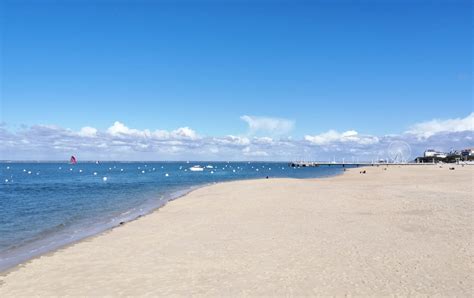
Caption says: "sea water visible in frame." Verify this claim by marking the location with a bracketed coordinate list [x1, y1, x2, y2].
[0, 161, 346, 271]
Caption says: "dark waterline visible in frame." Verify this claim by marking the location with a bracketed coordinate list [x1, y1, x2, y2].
[0, 162, 350, 271]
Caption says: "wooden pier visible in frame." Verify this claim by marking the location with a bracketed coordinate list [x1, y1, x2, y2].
[288, 161, 435, 168]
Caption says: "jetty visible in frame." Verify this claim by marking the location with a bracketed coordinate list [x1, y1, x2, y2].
[288, 161, 435, 167]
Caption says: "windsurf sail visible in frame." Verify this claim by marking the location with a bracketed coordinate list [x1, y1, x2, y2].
[70, 156, 77, 164]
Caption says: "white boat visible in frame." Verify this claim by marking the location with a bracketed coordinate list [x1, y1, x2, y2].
[189, 165, 204, 172]
[205, 165, 213, 169]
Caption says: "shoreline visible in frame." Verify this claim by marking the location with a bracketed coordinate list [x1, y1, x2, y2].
[0, 183, 204, 274]
[1, 165, 472, 295]
[0, 168, 345, 274]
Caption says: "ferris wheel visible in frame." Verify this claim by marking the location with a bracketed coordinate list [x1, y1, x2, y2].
[387, 141, 412, 163]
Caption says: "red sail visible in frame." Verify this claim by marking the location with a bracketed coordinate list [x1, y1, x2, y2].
[70, 156, 77, 164]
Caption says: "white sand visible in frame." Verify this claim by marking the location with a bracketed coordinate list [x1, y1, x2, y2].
[0, 165, 473, 296]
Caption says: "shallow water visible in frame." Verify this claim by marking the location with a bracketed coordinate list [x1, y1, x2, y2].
[0, 161, 346, 271]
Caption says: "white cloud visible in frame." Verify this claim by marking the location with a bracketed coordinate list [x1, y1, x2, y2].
[406, 113, 474, 139]
[240, 115, 294, 135]
[107, 121, 147, 137]
[242, 146, 269, 157]
[253, 136, 274, 144]
[171, 127, 198, 139]
[217, 135, 250, 146]
[151, 130, 172, 139]
[78, 126, 98, 137]
[106, 121, 198, 140]
[304, 130, 379, 146]
[1, 114, 473, 161]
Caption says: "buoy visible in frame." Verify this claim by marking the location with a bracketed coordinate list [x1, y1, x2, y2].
[102, 177, 108, 182]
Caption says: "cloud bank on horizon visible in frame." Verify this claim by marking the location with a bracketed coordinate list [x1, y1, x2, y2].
[1, 113, 473, 161]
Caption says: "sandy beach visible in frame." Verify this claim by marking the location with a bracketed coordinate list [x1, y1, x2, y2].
[0, 165, 472, 296]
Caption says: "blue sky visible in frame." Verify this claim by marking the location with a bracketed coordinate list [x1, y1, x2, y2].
[1, 0, 472, 160]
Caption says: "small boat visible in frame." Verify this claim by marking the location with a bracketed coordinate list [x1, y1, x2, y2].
[70, 156, 77, 164]
[205, 165, 213, 169]
[189, 165, 204, 172]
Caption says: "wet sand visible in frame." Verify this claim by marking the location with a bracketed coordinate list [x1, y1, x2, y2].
[0, 165, 472, 296]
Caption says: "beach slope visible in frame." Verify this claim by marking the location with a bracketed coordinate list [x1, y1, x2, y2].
[0, 166, 472, 296]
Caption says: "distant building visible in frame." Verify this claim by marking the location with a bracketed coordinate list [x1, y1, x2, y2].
[424, 149, 447, 159]
[417, 148, 474, 163]
[424, 149, 436, 157]
[461, 148, 473, 157]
